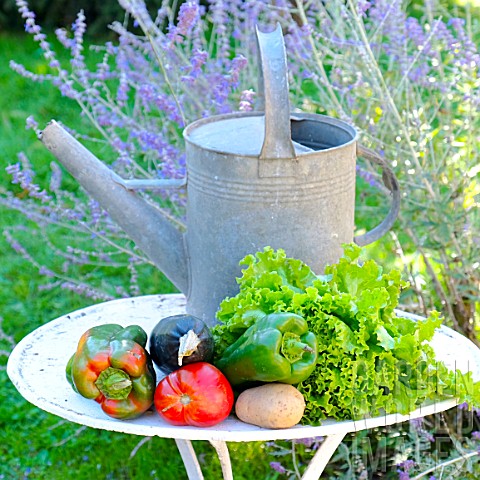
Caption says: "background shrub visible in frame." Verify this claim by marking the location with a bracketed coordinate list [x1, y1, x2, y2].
[0, 0, 176, 35]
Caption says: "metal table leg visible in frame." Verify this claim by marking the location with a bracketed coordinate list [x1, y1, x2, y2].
[175, 439, 204, 480]
[210, 440, 234, 480]
[177, 434, 344, 480]
[175, 439, 233, 480]
[301, 434, 346, 480]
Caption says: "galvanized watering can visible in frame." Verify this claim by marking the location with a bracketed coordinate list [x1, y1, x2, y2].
[40, 25, 400, 325]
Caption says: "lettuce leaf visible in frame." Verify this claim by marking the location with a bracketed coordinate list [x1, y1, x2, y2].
[213, 244, 480, 424]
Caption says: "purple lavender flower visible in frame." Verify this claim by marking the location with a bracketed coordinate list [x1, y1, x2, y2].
[116, 73, 130, 104]
[3, 231, 29, 256]
[60, 281, 114, 301]
[269, 461, 287, 474]
[239, 88, 255, 111]
[167, 1, 200, 44]
[55, 28, 74, 49]
[189, 49, 207, 77]
[229, 54, 247, 87]
[369, 0, 409, 73]
[356, 165, 381, 188]
[58, 79, 77, 99]
[410, 417, 435, 442]
[397, 459, 416, 471]
[15, 0, 62, 76]
[38, 266, 55, 278]
[118, 0, 152, 28]
[5, 163, 21, 184]
[10, 60, 48, 82]
[25, 115, 39, 132]
[357, 0, 371, 16]
[294, 436, 324, 448]
[70, 10, 87, 73]
[5, 158, 52, 203]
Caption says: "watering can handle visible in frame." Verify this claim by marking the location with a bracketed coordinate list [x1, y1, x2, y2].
[354, 144, 401, 246]
[256, 24, 296, 163]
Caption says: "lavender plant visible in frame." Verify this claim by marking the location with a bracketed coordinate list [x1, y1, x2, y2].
[276, 0, 480, 342]
[4, 0, 478, 333]
[2, 0, 275, 299]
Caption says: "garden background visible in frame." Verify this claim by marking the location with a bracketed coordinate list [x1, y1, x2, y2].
[0, 0, 479, 478]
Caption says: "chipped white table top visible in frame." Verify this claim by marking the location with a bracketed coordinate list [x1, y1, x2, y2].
[7, 294, 480, 442]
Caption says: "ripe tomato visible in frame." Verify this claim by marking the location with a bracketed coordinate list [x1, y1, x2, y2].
[154, 362, 234, 427]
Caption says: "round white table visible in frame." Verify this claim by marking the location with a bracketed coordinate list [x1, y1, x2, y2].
[7, 294, 480, 479]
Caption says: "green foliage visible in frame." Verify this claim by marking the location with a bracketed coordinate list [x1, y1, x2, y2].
[0, 0, 170, 36]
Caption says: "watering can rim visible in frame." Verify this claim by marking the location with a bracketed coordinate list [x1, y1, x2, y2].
[182, 110, 359, 158]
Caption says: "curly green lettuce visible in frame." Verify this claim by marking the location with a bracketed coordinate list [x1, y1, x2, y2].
[213, 244, 480, 425]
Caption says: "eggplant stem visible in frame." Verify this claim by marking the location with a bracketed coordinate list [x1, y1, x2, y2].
[178, 329, 201, 366]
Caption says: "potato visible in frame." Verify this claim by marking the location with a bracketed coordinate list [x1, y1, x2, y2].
[235, 383, 306, 429]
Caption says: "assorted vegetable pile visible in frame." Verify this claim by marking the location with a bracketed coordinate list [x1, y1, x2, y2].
[67, 315, 233, 427]
[66, 244, 480, 428]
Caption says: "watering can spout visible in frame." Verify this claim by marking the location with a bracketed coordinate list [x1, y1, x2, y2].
[39, 120, 189, 295]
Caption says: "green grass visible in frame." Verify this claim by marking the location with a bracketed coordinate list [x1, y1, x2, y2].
[0, 32, 279, 480]
[1, 34, 74, 171]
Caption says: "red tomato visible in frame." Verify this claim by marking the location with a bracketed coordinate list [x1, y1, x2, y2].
[154, 362, 234, 427]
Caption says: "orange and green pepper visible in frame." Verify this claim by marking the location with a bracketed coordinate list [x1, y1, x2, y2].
[66, 324, 156, 420]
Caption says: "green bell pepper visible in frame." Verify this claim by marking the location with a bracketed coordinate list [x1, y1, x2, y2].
[215, 312, 318, 386]
[66, 324, 156, 420]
